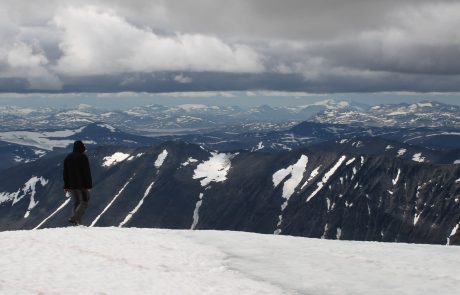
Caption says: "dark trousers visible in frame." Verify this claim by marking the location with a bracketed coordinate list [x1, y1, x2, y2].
[70, 189, 90, 224]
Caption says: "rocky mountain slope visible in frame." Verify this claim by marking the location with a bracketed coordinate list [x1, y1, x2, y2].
[1, 142, 459, 245]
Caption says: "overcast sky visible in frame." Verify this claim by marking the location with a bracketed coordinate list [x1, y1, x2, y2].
[1, 0, 460, 102]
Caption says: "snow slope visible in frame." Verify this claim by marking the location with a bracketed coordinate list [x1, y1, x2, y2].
[1, 228, 459, 295]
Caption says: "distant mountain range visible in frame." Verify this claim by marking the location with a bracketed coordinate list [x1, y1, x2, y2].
[2, 100, 458, 135]
[0, 99, 355, 134]
[2, 119, 460, 170]
[312, 101, 460, 128]
[1, 142, 459, 245]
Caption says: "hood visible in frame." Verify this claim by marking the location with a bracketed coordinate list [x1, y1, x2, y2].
[73, 140, 86, 153]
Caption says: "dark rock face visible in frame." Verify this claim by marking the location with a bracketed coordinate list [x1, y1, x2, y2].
[1, 141, 459, 245]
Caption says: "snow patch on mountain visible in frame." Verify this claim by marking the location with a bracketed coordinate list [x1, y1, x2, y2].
[0, 127, 86, 150]
[175, 104, 210, 112]
[273, 155, 309, 200]
[447, 224, 460, 245]
[412, 153, 426, 163]
[392, 169, 401, 186]
[300, 165, 321, 190]
[191, 193, 204, 230]
[415, 102, 433, 108]
[273, 155, 309, 234]
[102, 152, 131, 167]
[181, 157, 199, 167]
[397, 149, 407, 157]
[23, 177, 49, 218]
[97, 123, 116, 132]
[298, 99, 350, 110]
[34, 198, 71, 230]
[193, 153, 233, 187]
[0, 176, 49, 218]
[127, 153, 144, 161]
[154, 149, 168, 169]
[272, 166, 293, 188]
[307, 156, 347, 202]
[345, 158, 356, 166]
[119, 181, 155, 227]
[91, 177, 134, 227]
[251, 141, 264, 152]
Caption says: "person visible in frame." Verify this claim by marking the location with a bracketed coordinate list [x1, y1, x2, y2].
[63, 140, 92, 226]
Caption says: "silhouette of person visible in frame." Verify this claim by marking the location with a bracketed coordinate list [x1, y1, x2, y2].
[63, 140, 92, 225]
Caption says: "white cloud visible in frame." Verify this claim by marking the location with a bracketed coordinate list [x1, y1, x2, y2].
[0, 42, 62, 90]
[53, 6, 264, 76]
[1, 1, 460, 93]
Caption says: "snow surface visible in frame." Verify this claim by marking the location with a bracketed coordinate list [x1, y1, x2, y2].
[191, 193, 204, 230]
[127, 153, 144, 161]
[97, 123, 116, 132]
[273, 155, 309, 234]
[345, 157, 355, 166]
[181, 157, 198, 167]
[397, 148, 407, 157]
[385, 145, 394, 150]
[277, 155, 308, 200]
[193, 153, 233, 187]
[0, 128, 86, 150]
[413, 212, 421, 226]
[1, 228, 459, 295]
[0, 176, 48, 218]
[416, 102, 433, 108]
[412, 153, 426, 163]
[448, 224, 460, 245]
[154, 149, 169, 168]
[252, 141, 264, 152]
[102, 152, 131, 167]
[176, 104, 209, 111]
[300, 165, 321, 190]
[392, 169, 401, 186]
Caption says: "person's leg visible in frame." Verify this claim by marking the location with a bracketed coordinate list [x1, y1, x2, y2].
[68, 190, 81, 225]
[74, 190, 89, 225]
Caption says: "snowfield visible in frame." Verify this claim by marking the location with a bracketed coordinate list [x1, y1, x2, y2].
[1, 228, 459, 295]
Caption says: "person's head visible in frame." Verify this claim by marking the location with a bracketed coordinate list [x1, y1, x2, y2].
[73, 140, 86, 153]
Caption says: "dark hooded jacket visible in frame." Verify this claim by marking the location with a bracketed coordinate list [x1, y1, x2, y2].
[63, 141, 92, 190]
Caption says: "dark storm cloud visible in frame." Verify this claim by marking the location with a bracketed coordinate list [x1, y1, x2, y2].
[1, 0, 460, 93]
[6, 71, 458, 94]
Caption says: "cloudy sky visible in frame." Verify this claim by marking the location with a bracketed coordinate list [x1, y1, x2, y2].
[1, 0, 460, 103]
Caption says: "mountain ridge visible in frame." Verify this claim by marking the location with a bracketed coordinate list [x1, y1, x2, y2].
[1, 141, 459, 245]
